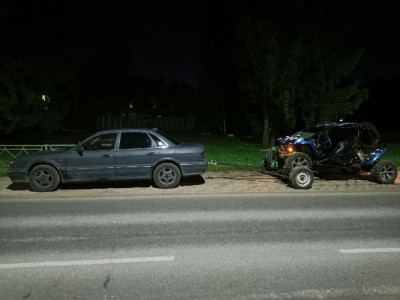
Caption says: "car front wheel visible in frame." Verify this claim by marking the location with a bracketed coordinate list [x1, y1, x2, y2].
[29, 164, 60, 192]
[153, 163, 181, 189]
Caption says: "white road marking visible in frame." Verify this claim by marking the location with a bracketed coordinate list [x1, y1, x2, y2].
[0, 256, 175, 270]
[245, 285, 400, 299]
[339, 248, 400, 254]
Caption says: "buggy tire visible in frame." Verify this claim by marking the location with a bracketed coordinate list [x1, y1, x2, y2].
[289, 166, 314, 189]
[260, 158, 267, 171]
[285, 152, 312, 173]
[261, 148, 277, 170]
[371, 160, 397, 184]
[265, 148, 276, 168]
[29, 164, 60, 192]
[153, 162, 181, 189]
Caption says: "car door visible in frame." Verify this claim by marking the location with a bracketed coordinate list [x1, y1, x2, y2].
[65, 132, 118, 180]
[115, 131, 160, 179]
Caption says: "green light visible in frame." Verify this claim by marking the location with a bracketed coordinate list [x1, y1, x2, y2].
[41, 95, 51, 104]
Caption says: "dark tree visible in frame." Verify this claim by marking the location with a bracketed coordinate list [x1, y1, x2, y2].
[197, 1, 248, 135]
[0, 1, 75, 134]
[231, 0, 368, 146]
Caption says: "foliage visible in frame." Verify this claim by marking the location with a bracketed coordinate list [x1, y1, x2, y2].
[383, 143, 400, 167]
[231, 0, 369, 147]
[0, 1, 75, 134]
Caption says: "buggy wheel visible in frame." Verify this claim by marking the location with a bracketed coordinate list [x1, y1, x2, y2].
[153, 163, 181, 189]
[285, 152, 312, 173]
[261, 148, 277, 170]
[29, 164, 60, 192]
[371, 160, 398, 184]
[265, 148, 276, 166]
[289, 166, 314, 189]
[260, 158, 267, 171]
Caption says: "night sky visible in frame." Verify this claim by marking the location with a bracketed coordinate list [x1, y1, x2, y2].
[67, 0, 207, 86]
[67, 0, 400, 86]
[1, 0, 399, 134]
[2, 1, 399, 86]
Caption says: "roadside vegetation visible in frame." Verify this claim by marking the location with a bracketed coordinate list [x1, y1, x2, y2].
[1, 134, 399, 177]
[177, 134, 265, 172]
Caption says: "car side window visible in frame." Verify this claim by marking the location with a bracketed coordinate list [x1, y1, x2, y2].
[82, 133, 117, 151]
[149, 133, 168, 147]
[119, 132, 152, 149]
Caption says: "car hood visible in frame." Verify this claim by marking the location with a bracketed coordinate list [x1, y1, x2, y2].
[277, 135, 306, 145]
[13, 149, 66, 161]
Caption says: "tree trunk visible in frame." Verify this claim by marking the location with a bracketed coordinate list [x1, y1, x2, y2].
[262, 115, 275, 148]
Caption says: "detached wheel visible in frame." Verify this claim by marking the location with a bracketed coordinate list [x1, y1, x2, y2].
[285, 152, 312, 173]
[29, 164, 60, 192]
[371, 160, 398, 184]
[289, 166, 314, 189]
[153, 163, 181, 189]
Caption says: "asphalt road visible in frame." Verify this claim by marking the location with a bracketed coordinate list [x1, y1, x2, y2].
[1, 193, 400, 299]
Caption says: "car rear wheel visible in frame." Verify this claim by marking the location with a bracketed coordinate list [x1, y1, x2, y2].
[29, 164, 60, 192]
[371, 160, 398, 184]
[289, 166, 314, 189]
[153, 163, 181, 189]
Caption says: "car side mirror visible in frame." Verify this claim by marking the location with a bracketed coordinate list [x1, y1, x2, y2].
[76, 146, 84, 156]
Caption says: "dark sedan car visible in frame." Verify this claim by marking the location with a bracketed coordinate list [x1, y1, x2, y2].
[8, 129, 208, 192]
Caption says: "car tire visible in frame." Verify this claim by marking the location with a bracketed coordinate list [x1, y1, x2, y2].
[29, 164, 60, 192]
[371, 160, 398, 184]
[289, 166, 314, 189]
[153, 162, 181, 189]
[285, 152, 312, 173]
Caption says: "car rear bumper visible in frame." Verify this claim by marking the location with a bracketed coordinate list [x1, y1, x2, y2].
[181, 161, 208, 176]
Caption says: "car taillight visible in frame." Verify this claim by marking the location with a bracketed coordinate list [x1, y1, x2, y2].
[201, 150, 206, 158]
[287, 146, 294, 153]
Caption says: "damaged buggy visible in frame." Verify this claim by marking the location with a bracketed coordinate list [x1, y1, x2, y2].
[261, 122, 398, 189]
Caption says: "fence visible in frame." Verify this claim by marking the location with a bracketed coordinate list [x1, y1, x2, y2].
[0, 144, 74, 169]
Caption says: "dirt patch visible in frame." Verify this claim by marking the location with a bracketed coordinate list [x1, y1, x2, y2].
[1, 170, 399, 200]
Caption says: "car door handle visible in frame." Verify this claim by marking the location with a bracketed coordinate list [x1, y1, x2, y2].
[102, 154, 112, 158]
[147, 152, 157, 156]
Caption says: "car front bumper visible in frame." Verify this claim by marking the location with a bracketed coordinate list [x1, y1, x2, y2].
[7, 169, 28, 183]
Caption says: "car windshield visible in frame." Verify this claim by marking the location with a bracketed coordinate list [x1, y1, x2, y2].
[293, 127, 322, 139]
[294, 124, 337, 139]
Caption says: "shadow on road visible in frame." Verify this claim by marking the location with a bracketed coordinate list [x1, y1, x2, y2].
[316, 172, 375, 182]
[6, 175, 205, 192]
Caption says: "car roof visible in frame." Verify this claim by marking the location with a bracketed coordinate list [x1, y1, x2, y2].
[93, 128, 159, 135]
[316, 122, 361, 128]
